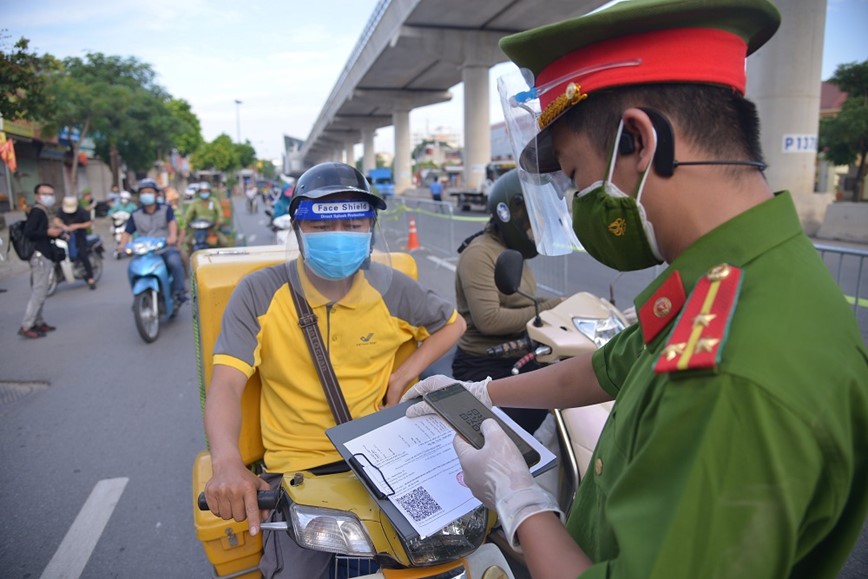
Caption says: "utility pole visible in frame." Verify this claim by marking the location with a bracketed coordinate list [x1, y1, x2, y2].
[234, 99, 242, 144]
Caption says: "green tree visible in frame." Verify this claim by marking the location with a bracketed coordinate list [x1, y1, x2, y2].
[0, 34, 60, 121]
[819, 60, 868, 201]
[235, 140, 257, 169]
[193, 134, 240, 172]
[44, 53, 175, 189]
[167, 98, 203, 156]
[259, 159, 277, 180]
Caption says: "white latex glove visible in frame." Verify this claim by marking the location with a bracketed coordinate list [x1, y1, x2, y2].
[454, 419, 563, 552]
[401, 374, 492, 419]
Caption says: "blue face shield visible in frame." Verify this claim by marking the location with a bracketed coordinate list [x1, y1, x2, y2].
[300, 231, 372, 280]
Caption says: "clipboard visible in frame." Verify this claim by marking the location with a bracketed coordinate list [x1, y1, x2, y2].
[326, 398, 557, 541]
[326, 399, 421, 540]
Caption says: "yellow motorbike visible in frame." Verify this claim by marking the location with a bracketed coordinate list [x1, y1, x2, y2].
[191, 245, 514, 579]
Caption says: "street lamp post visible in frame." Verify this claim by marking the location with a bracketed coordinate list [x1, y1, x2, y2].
[234, 99, 242, 144]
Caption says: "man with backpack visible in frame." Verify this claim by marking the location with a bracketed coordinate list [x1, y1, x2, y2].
[19, 183, 64, 339]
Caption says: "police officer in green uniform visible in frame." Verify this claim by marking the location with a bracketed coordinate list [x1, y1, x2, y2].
[403, 0, 868, 576]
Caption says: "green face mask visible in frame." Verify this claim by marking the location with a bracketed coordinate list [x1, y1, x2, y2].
[571, 120, 663, 272]
[572, 183, 662, 271]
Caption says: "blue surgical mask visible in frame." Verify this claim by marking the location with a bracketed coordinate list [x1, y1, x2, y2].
[301, 231, 372, 280]
[140, 193, 156, 206]
[199, 193, 211, 200]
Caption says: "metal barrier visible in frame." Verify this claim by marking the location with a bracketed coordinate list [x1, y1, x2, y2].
[815, 244, 868, 313]
[527, 254, 571, 296]
[403, 199, 458, 257]
[380, 203, 867, 333]
[380, 198, 488, 258]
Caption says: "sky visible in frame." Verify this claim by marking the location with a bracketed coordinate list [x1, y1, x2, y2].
[3, 0, 867, 164]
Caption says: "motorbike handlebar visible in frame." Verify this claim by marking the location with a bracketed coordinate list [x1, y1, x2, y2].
[197, 489, 280, 511]
[487, 335, 533, 358]
[511, 351, 537, 376]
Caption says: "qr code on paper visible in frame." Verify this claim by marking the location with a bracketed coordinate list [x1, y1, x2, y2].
[396, 486, 442, 522]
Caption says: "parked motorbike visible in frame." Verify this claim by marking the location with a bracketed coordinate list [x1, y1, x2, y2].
[489, 249, 629, 517]
[46, 234, 105, 296]
[111, 211, 131, 259]
[125, 237, 178, 343]
[188, 218, 220, 253]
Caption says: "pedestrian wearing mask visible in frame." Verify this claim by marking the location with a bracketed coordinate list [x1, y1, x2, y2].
[19, 183, 64, 339]
[403, 0, 868, 576]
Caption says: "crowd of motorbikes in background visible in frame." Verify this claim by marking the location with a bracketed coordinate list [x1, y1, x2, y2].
[37, 179, 289, 343]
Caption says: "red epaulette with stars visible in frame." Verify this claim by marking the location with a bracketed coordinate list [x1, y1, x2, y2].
[654, 263, 743, 374]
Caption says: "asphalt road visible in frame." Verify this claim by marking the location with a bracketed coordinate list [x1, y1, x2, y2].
[0, 196, 864, 578]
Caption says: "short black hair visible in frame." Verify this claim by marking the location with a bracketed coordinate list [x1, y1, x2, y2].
[34, 182, 55, 195]
[560, 84, 764, 171]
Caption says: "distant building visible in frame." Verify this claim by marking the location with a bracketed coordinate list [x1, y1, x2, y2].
[490, 121, 513, 161]
[282, 135, 305, 177]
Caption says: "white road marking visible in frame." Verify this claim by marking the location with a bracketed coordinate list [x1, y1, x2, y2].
[40, 477, 129, 579]
[426, 255, 457, 272]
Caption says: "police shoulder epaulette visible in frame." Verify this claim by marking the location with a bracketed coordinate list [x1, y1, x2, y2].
[654, 263, 743, 374]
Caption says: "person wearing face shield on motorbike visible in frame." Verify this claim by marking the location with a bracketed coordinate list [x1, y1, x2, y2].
[402, 1, 868, 577]
[202, 162, 465, 578]
[117, 178, 189, 304]
[452, 169, 563, 434]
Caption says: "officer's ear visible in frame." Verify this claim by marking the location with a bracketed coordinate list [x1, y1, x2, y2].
[621, 107, 676, 178]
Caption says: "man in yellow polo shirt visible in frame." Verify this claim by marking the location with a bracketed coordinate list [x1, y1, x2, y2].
[202, 162, 465, 578]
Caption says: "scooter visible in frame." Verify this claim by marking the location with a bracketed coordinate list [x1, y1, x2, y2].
[111, 211, 131, 259]
[197, 470, 510, 579]
[125, 237, 178, 343]
[46, 234, 105, 296]
[191, 245, 514, 579]
[188, 218, 220, 253]
[489, 249, 629, 519]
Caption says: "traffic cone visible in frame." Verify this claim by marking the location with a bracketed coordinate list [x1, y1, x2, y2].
[406, 217, 420, 251]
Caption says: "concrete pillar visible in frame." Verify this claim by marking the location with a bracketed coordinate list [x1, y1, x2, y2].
[746, 0, 827, 230]
[345, 141, 356, 167]
[362, 128, 376, 174]
[462, 64, 491, 191]
[393, 109, 412, 195]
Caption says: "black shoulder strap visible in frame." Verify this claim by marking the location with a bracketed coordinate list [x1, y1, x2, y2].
[287, 263, 353, 424]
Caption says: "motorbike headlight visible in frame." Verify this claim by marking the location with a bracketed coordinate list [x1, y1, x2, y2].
[573, 313, 626, 348]
[131, 242, 150, 255]
[402, 505, 488, 566]
[289, 503, 375, 557]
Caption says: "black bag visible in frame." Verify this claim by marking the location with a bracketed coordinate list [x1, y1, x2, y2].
[47, 241, 66, 263]
[8, 220, 35, 261]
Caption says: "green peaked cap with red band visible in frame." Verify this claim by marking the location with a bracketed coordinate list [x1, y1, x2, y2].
[498, 0, 781, 173]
